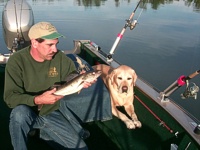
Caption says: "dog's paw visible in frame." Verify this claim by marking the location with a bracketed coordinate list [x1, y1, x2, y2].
[124, 120, 136, 129]
[133, 120, 142, 128]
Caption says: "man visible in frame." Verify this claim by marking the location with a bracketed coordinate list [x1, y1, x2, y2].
[4, 22, 112, 149]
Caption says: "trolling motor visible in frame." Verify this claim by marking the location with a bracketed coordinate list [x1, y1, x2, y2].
[107, 0, 143, 62]
[159, 70, 200, 102]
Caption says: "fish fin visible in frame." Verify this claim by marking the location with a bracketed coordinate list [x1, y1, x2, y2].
[78, 90, 82, 94]
[65, 71, 79, 82]
[50, 81, 67, 90]
[76, 56, 86, 69]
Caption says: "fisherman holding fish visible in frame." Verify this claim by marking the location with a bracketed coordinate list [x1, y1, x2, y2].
[4, 22, 112, 150]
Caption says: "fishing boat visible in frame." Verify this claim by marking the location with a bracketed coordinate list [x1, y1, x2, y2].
[0, 0, 200, 149]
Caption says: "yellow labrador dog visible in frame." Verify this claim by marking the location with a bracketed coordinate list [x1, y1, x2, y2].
[93, 64, 141, 129]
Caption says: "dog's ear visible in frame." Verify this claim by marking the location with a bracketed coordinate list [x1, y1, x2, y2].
[109, 70, 116, 85]
[132, 70, 137, 86]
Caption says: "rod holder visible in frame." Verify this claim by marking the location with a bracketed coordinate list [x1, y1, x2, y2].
[194, 124, 200, 135]
[158, 75, 186, 102]
[107, 54, 113, 62]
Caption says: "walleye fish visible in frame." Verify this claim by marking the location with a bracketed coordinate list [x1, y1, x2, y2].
[53, 70, 102, 96]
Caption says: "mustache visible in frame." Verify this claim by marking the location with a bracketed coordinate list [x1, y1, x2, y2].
[49, 51, 58, 59]
[49, 51, 57, 56]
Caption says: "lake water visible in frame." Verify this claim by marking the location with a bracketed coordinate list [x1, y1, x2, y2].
[0, 0, 200, 121]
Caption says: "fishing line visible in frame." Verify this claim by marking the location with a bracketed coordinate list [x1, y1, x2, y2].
[130, 4, 144, 29]
[136, 6, 144, 21]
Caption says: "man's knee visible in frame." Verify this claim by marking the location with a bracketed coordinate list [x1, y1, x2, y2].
[10, 105, 35, 124]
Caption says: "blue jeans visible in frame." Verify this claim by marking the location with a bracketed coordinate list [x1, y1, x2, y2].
[9, 78, 112, 150]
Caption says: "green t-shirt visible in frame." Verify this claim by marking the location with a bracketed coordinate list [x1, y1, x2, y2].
[4, 46, 76, 115]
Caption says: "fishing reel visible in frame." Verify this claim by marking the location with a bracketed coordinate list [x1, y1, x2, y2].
[181, 80, 199, 99]
[130, 20, 138, 30]
[126, 19, 138, 30]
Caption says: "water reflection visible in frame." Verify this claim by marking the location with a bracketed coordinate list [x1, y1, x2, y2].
[76, 0, 102, 6]
[185, 0, 200, 12]
[0, 0, 199, 11]
[141, 0, 200, 12]
[145, 0, 173, 9]
[43, 0, 200, 11]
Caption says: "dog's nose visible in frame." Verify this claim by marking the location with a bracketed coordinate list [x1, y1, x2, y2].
[122, 86, 128, 93]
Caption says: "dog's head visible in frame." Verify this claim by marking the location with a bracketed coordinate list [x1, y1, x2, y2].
[109, 65, 137, 94]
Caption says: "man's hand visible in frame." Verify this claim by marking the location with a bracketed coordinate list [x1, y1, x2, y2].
[83, 80, 96, 88]
[34, 88, 64, 105]
[80, 70, 97, 88]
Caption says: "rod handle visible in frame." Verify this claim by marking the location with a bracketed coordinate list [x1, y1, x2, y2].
[187, 70, 200, 79]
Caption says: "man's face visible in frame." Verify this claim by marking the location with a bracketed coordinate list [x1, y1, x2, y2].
[35, 39, 59, 61]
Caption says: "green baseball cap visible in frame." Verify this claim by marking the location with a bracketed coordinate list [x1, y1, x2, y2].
[28, 22, 65, 40]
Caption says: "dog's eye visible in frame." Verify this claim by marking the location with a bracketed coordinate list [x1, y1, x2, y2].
[127, 78, 132, 80]
[118, 77, 122, 80]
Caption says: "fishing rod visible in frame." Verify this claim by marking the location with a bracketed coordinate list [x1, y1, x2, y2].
[107, 0, 143, 62]
[159, 70, 200, 102]
[135, 95, 174, 133]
